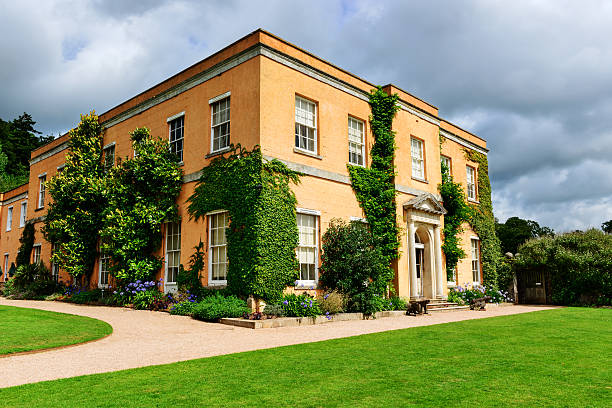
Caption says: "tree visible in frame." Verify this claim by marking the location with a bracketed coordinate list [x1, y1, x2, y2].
[43, 112, 106, 286]
[495, 216, 554, 255]
[602, 220, 612, 234]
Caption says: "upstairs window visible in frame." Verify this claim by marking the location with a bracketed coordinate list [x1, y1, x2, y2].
[103, 144, 115, 174]
[38, 175, 46, 209]
[297, 213, 318, 283]
[411, 137, 425, 180]
[19, 202, 27, 228]
[440, 156, 451, 175]
[211, 96, 230, 153]
[209, 211, 229, 284]
[6, 207, 13, 231]
[165, 222, 181, 284]
[295, 96, 317, 153]
[168, 115, 184, 162]
[466, 166, 476, 200]
[348, 117, 365, 166]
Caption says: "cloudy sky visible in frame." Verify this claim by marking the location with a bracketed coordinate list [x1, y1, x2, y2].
[2, 0, 611, 232]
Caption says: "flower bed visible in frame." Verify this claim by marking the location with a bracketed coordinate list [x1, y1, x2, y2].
[447, 283, 513, 305]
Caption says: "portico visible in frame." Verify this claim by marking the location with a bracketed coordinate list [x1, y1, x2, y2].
[403, 193, 447, 300]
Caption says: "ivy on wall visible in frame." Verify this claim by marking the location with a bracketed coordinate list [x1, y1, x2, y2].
[44, 112, 106, 285]
[464, 149, 502, 287]
[187, 144, 301, 303]
[101, 128, 183, 283]
[348, 87, 400, 271]
[438, 162, 471, 279]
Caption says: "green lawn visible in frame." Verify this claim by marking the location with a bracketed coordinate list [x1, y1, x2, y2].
[0, 305, 112, 355]
[1, 308, 610, 407]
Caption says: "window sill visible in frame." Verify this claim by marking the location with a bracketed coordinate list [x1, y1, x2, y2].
[206, 147, 231, 159]
[295, 281, 318, 290]
[177, 161, 184, 167]
[208, 281, 228, 287]
[293, 147, 322, 160]
[468, 198, 480, 204]
[411, 177, 428, 184]
[348, 162, 365, 168]
[447, 282, 456, 288]
[34, 207, 44, 212]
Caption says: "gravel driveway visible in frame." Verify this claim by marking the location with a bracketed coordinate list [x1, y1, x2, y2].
[0, 298, 558, 388]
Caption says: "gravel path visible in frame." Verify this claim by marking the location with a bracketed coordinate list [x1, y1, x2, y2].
[0, 298, 558, 388]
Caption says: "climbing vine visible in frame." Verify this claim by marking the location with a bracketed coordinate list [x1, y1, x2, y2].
[438, 162, 471, 279]
[187, 144, 301, 303]
[101, 127, 183, 284]
[348, 87, 400, 271]
[464, 149, 502, 287]
[16, 222, 35, 267]
[44, 112, 106, 285]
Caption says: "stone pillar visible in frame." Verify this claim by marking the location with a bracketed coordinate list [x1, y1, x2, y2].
[408, 220, 418, 299]
[434, 224, 444, 298]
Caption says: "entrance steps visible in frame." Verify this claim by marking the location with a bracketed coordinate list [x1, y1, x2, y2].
[427, 300, 469, 313]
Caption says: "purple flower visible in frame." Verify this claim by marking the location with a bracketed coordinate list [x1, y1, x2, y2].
[282, 300, 288, 305]
[324, 293, 329, 300]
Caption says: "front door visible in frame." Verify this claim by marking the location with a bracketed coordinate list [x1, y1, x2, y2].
[415, 246, 424, 297]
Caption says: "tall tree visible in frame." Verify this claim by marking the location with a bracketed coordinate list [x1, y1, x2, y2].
[602, 220, 612, 234]
[495, 216, 554, 255]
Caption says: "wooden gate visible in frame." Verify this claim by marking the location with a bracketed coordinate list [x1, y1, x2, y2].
[517, 270, 547, 304]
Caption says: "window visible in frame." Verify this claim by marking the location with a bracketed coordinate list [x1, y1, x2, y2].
[38, 175, 46, 208]
[168, 115, 184, 161]
[211, 97, 230, 153]
[165, 222, 181, 284]
[98, 251, 110, 287]
[297, 213, 318, 283]
[348, 117, 365, 166]
[51, 244, 59, 283]
[6, 206, 13, 231]
[295, 96, 317, 153]
[466, 166, 476, 200]
[3, 254, 8, 281]
[471, 239, 481, 283]
[33, 245, 41, 264]
[441, 156, 451, 175]
[103, 144, 115, 174]
[19, 202, 27, 228]
[411, 137, 425, 180]
[209, 211, 229, 283]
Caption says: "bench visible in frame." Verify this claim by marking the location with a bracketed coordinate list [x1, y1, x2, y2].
[469, 296, 492, 310]
[407, 299, 430, 316]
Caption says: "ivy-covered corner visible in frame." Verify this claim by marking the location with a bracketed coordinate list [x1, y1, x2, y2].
[187, 144, 301, 303]
[347, 86, 400, 293]
[464, 149, 502, 288]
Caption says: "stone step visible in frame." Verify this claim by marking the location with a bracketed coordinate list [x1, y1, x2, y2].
[427, 302, 460, 309]
[428, 305, 470, 313]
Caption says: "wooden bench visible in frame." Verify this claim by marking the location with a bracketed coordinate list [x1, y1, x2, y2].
[469, 296, 492, 310]
[407, 299, 430, 316]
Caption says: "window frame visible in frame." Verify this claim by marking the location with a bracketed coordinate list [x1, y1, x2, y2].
[294, 95, 318, 154]
[6, 206, 13, 231]
[466, 165, 477, 201]
[167, 112, 185, 162]
[19, 201, 27, 228]
[32, 244, 42, 264]
[51, 243, 59, 283]
[210, 93, 231, 154]
[348, 116, 366, 166]
[296, 208, 320, 287]
[411, 137, 426, 181]
[440, 155, 452, 176]
[37, 174, 46, 209]
[471, 237, 481, 285]
[102, 142, 116, 174]
[164, 221, 181, 287]
[208, 210, 229, 286]
[98, 251, 110, 288]
[3, 253, 8, 281]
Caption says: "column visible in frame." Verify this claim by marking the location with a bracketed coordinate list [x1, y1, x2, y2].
[434, 224, 444, 298]
[408, 220, 418, 299]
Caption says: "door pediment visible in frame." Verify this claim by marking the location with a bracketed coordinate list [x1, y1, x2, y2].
[403, 193, 447, 215]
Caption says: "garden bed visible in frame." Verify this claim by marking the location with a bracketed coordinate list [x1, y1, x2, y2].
[220, 310, 407, 329]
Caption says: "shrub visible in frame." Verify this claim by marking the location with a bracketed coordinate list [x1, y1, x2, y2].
[191, 294, 250, 321]
[170, 300, 198, 316]
[280, 293, 321, 317]
[448, 284, 511, 305]
[320, 219, 390, 315]
[515, 229, 612, 305]
[385, 296, 407, 311]
[316, 291, 345, 315]
[132, 290, 166, 310]
[69, 289, 103, 304]
[177, 241, 205, 294]
[262, 303, 285, 317]
[7, 262, 60, 299]
[113, 280, 160, 305]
